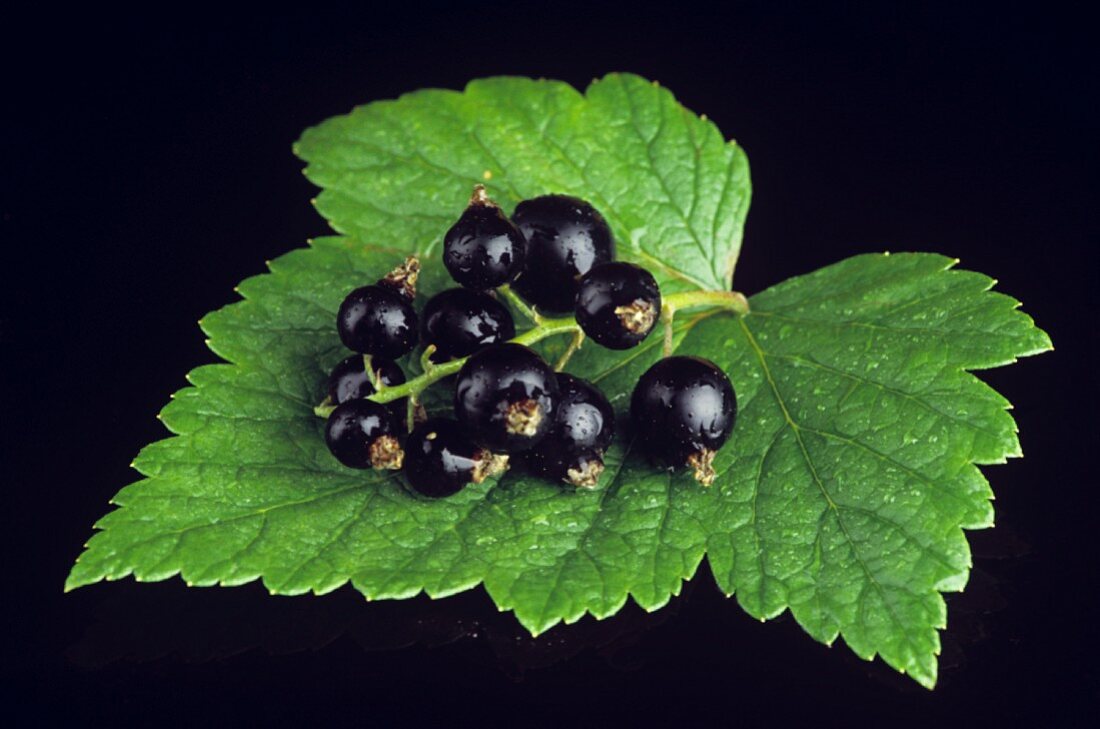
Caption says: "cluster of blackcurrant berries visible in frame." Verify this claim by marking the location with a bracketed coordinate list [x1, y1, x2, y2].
[320, 186, 737, 497]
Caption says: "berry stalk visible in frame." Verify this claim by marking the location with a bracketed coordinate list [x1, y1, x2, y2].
[662, 288, 750, 316]
[314, 287, 748, 417]
[659, 289, 749, 355]
[366, 315, 580, 405]
[496, 283, 540, 324]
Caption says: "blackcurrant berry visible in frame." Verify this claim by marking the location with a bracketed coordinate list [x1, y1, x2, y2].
[337, 284, 418, 359]
[524, 374, 614, 487]
[526, 445, 605, 489]
[404, 418, 509, 498]
[453, 343, 560, 453]
[575, 262, 661, 350]
[324, 399, 405, 470]
[550, 373, 615, 452]
[629, 356, 737, 486]
[420, 288, 515, 363]
[510, 195, 615, 313]
[443, 186, 526, 290]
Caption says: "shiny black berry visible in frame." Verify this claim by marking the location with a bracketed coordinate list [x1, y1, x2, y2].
[404, 418, 508, 498]
[511, 195, 615, 313]
[630, 356, 737, 485]
[453, 343, 560, 453]
[576, 262, 661, 350]
[324, 399, 405, 470]
[443, 186, 526, 290]
[549, 374, 615, 452]
[337, 284, 418, 359]
[420, 288, 515, 363]
[524, 374, 614, 487]
[526, 446, 605, 489]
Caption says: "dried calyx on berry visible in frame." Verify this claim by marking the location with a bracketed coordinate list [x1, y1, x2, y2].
[524, 373, 615, 488]
[324, 399, 406, 471]
[630, 356, 737, 485]
[404, 418, 509, 498]
[336, 257, 421, 359]
[526, 447, 606, 488]
[443, 186, 526, 290]
[575, 261, 661, 350]
[510, 194, 615, 313]
[453, 343, 560, 453]
[380, 256, 421, 299]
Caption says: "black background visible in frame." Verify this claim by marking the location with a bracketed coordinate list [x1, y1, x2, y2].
[2, 2, 1096, 725]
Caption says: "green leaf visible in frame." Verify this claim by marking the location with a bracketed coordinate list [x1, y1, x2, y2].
[67, 74, 1050, 689]
[695, 253, 1050, 687]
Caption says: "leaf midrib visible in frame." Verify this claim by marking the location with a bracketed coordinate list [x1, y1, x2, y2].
[736, 316, 923, 655]
[616, 75, 716, 283]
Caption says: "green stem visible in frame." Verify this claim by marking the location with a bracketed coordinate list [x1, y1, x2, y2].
[497, 284, 541, 324]
[313, 288, 748, 416]
[419, 345, 438, 374]
[363, 354, 384, 391]
[406, 394, 419, 432]
[366, 315, 581, 404]
[554, 330, 586, 371]
[370, 357, 466, 404]
[660, 289, 748, 356]
[664, 289, 750, 316]
[661, 306, 675, 357]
